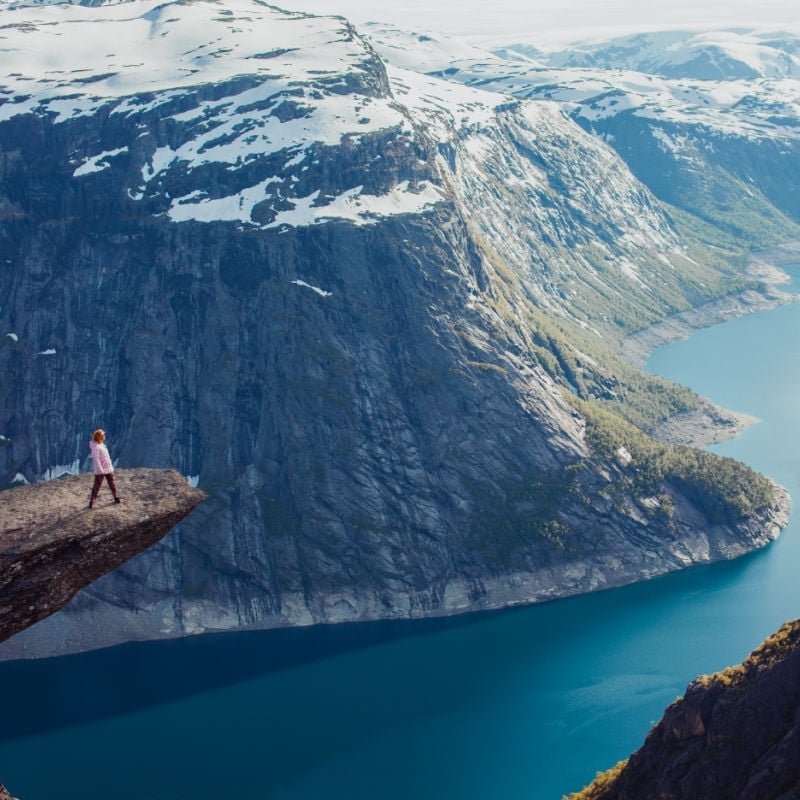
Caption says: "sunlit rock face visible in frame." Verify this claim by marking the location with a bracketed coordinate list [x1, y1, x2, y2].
[0, 0, 788, 657]
[568, 619, 800, 800]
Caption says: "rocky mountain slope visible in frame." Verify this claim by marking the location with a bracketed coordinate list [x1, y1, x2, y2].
[0, 469, 206, 644]
[0, 0, 789, 656]
[568, 619, 800, 800]
[367, 25, 800, 247]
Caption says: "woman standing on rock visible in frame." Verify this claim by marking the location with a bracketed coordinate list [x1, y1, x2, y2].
[88, 429, 121, 509]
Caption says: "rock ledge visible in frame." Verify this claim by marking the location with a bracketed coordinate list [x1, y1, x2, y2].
[0, 469, 206, 644]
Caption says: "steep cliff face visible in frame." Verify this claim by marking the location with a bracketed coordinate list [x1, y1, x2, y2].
[568, 619, 800, 800]
[0, 469, 206, 644]
[0, 0, 788, 657]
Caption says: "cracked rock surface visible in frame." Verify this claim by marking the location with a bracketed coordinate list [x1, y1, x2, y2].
[0, 469, 206, 644]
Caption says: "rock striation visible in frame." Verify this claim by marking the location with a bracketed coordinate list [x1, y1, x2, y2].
[568, 619, 800, 800]
[0, 469, 206, 644]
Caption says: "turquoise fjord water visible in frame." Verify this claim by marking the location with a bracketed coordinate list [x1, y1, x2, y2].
[1, 271, 799, 800]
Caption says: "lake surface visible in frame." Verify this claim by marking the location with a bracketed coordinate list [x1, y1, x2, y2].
[1, 270, 799, 800]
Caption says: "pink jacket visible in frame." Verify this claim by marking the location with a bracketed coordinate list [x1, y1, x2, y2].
[89, 440, 114, 475]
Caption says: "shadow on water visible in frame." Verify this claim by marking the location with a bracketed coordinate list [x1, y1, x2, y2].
[0, 543, 766, 745]
[0, 612, 470, 741]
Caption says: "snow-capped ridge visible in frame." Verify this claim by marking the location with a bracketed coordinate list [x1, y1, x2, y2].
[368, 24, 800, 140]
[0, 0, 717, 313]
[510, 28, 800, 81]
[0, 0, 391, 122]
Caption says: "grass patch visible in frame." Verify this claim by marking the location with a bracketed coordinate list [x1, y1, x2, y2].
[563, 759, 628, 800]
[468, 469, 579, 565]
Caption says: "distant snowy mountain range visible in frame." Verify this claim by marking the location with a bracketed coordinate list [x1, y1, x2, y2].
[372, 25, 800, 80]
[502, 28, 800, 80]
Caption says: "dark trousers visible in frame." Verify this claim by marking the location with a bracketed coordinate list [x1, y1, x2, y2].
[91, 472, 118, 501]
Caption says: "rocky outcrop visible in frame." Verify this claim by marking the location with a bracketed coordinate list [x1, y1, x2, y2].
[567, 620, 800, 800]
[0, 469, 206, 644]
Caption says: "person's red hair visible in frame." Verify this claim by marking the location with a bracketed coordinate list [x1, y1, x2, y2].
[92, 429, 105, 443]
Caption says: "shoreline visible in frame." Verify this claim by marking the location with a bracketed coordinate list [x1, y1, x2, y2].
[622, 241, 800, 449]
[648, 397, 760, 448]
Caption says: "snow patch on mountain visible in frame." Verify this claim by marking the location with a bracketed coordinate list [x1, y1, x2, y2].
[73, 147, 129, 177]
[266, 181, 446, 229]
[290, 280, 332, 297]
[0, 0, 382, 121]
[166, 178, 281, 224]
[141, 88, 407, 177]
[651, 128, 693, 160]
[168, 179, 445, 228]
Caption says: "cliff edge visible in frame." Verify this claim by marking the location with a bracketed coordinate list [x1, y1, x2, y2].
[0, 469, 206, 644]
[568, 619, 800, 800]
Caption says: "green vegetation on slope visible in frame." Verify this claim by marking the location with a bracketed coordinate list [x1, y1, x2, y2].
[575, 398, 774, 524]
[516, 306, 700, 429]
[468, 396, 773, 565]
[664, 161, 800, 248]
[697, 618, 800, 690]
[472, 222, 747, 430]
[467, 469, 577, 564]
[563, 760, 628, 800]
[464, 205, 780, 561]
[476, 273, 700, 430]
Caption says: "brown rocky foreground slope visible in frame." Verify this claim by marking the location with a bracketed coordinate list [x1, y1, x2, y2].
[0, 469, 206, 644]
[568, 619, 800, 800]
